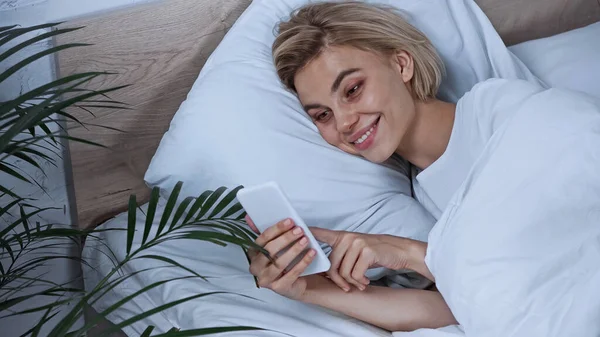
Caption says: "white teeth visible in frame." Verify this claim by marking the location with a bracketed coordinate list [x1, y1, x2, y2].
[353, 126, 375, 145]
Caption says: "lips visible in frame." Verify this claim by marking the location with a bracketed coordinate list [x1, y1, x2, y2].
[349, 116, 380, 144]
[350, 116, 380, 151]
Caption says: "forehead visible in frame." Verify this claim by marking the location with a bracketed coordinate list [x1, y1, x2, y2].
[299, 46, 384, 77]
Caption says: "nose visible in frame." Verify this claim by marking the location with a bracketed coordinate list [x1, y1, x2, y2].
[335, 108, 359, 134]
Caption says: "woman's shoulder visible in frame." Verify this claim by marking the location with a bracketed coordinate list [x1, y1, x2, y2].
[457, 78, 547, 134]
[464, 78, 546, 104]
[459, 78, 548, 114]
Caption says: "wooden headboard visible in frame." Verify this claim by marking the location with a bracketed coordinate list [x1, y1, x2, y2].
[55, 0, 600, 229]
[55, 0, 251, 228]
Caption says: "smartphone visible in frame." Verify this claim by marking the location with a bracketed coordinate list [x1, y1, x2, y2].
[236, 181, 331, 276]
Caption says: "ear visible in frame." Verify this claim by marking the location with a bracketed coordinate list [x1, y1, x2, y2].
[392, 50, 415, 84]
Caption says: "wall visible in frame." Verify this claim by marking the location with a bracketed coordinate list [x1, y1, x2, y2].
[0, 1, 151, 335]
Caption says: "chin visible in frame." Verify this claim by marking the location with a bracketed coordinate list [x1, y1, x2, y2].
[363, 154, 391, 164]
[362, 148, 395, 164]
[338, 143, 392, 163]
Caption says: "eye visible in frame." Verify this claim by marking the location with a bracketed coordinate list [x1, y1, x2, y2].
[315, 110, 331, 122]
[346, 83, 362, 98]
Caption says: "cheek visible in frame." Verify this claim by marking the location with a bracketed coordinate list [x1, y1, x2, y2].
[361, 83, 396, 115]
[317, 125, 358, 154]
[358, 90, 380, 110]
[317, 125, 340, 146]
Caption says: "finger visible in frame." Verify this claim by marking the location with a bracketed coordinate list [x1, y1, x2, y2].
[245, 215, 260, 234]
[249, 249, 271, 277]
[309, 227, 339, 246]
[352, 251, 371, 286]
[274, 249, 316, 289]
[339, 246, 364, 290]
[263, 235, 310, 282]
[277, 235, 309, 271]
[250, 225, 303, 275]
[247, 247, 259, 259]
[327, 244, 351, 292]
[255, 218, 294, 247]
[263, 226, 305, 261]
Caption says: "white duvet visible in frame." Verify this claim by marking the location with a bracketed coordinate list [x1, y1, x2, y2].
[401, 82, 600, 337]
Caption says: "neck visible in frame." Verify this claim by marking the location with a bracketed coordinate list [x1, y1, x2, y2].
[395, 99, 456, 170]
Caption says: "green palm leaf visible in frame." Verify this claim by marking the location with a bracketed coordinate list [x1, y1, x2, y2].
[141, 326, 155, 337]
[0, 237, 15, 263]
[0, 206, 58, 238]
[0, 22, 64, 43]
[157, 181, 183, 236]
[0, 72, 106, 117]
[168, 196, 194, 231]
[0, 24, 18, 33]
[0, 43, 91, 84]
[0, 27, 84, 64]
[31, 308, 59, 337]
[1, 297, 75, 320]
[142, 187, 161, 245]
[0, 286, 80, 312]
[64, 276, 200, 337]
[0, 161, 33, 183]
[0, 84, 129, 151]
[0, 183, 20, 199]
[22, 310, 60, 337]
[182, 190, 212, 224]
[196, 186, 227, 220]
[1, 22, 263, 336]
[0, 197, 26, 217]
[208, 185, 243, 218]
[10, 151, 42, 171]
[126, 195, 137, 254]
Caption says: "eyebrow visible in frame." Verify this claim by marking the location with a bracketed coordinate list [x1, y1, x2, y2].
[303, 103, 326, 113]
[303, 68, 361, 113]
[330, 68, 361, 93]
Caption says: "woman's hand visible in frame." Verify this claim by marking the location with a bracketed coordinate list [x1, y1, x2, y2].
[246, 216, 317, 300]
[311, 228, 422, 292]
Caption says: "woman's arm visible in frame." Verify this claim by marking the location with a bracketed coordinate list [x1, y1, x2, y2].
[310, 227, 435, 289]
[301, 274, 456, 332]
[383, 234, 435, 282]
[246, 217, 454, 331]
[304, 228, 454, 331]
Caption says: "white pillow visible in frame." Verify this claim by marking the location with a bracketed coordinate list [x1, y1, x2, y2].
[145, 0, 539, 245]
[509, 21, 600, 99]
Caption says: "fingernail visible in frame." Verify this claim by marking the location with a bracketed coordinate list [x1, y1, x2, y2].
[299, 237, 308, 245]
[359, 285, 366, 291]
[308, 249, 316, 257]
[293, 227, 302, 235]
[343, 286, 350, 292]
[284, 219, 292, 227]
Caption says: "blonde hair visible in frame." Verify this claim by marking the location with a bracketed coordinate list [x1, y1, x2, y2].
[272, 1, 444, 101]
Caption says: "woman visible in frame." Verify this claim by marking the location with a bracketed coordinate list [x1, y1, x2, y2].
[247, 1, 534, 331]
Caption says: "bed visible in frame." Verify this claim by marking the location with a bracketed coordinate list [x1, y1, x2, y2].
[53, 0, 600, 335]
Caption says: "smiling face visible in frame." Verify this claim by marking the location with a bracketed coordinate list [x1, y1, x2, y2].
[294, 46, 417, 163]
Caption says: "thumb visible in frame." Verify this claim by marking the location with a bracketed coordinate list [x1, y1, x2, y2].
[245, 214, 260, 234]
[309, 227, 339, 246]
